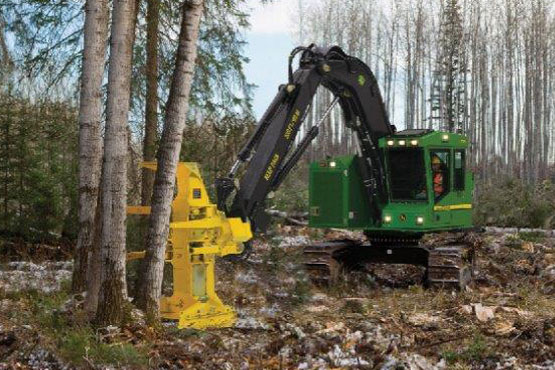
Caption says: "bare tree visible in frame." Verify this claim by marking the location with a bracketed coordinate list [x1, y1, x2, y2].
[141, 0, 159, 206]
[71, 0, 108, 294]
[136, 0, 204, 322]
[299, 0, 554, 183]
[95, 0, 137, 326]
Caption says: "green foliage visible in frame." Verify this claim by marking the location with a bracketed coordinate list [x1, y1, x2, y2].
[132, 0, 254, 124]
[1, 0, 83, 94]
[59, 329, 147, 367]
[165, 326, 204, 340]
[179, 115, 255, 199]
[2, 0, 254, 113]
[441, 350, 458, 365]
[18, 287, 148, 368]
[341, 299, 366, 314]
[192, 0, 254, 114]
[0, 92, 78, 241]
[501, 231, 546, 250]
[269, 163, 310, 213]
[126, 216, 149, 253]
[518, 231, 546, 243]
[442, 334, 491, 365]
[291, 278, 311, 305]
[473, 177, 555, 228]
[504, 234, 523, 249]
[464, 334, 489, 361]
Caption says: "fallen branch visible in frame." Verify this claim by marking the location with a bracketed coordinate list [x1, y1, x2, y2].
[266, 209, 308, 226]
[485, 227, 555, 237]
[410, 333, 470, 350]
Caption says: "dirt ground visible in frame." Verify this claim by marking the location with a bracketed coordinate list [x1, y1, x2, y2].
[0, 228, 553, 369]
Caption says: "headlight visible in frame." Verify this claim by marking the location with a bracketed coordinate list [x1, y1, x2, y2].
[329, 161, 336, 168]
[384, 215, 392, 223]
[410, 140, 418, 146]
[398, 140, 406, 146]
[387, 140, 395, 146]
[442, 134, 449, 142]
[416, 216, 424, 225]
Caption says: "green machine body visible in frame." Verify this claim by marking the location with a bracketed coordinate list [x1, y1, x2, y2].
[309, 130, 474, 236]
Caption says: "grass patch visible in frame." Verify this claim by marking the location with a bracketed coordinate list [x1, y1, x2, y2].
[504, 234, 523, 249]
[59, 328, 147, 367]
[165, 326, 204, 340]
[518, 231, 545, 243]
[291, 278, 312, 305]
[514, 286, 555, 314]
[442, 334, 492, 365]
[10, 287, 149, 368]
[341, 299, 366, 314]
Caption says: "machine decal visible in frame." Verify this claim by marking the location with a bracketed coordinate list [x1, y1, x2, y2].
[263, 153, 281, 181]
[358, 74, 366, 86]
[284, 108, 301, 140]
[433, 203, 472, 211]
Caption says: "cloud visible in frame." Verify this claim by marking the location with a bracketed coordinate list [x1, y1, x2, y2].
[246, 0, 296, 34]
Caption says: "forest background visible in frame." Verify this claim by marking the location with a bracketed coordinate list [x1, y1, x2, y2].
[0, 0, 553, 246]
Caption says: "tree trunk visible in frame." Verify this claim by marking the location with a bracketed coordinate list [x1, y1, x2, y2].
[141, 0, 159, 205]
[95, 0, 137, 327]
[84, 182, 103, 314]
[71, 0, 109, 294]
[136, 0, 204, 322]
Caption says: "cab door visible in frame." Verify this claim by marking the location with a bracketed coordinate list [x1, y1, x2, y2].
[450, 149, 472, 227]
[429, 149, 452, 226]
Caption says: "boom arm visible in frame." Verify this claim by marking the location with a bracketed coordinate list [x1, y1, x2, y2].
[217, 45, 393, 232]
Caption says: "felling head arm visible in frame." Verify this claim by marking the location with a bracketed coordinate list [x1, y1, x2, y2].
[217, 44, 393, 233]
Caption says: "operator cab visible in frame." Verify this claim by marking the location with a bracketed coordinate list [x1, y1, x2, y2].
[384, 129, 469, 204]
[309, 129, 473, 233]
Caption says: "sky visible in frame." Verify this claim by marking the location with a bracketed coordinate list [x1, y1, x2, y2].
[243, 0, 300, 119]
[242, 0, 406, 126]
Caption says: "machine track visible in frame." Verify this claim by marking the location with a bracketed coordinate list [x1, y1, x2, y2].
[302, 234, 475, 290]
[302, 240, 360, 285]
[426, 244, 474, 289]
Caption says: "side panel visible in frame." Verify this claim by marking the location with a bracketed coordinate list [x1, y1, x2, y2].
[347, 157, 372, 227]
[309, 156, 372, 229]
[309, 168, 345, 226]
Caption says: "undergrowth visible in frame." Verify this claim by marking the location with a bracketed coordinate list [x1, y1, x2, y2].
[473, 178, 554, 228]
[6, 286, 148, 368]
[442, 334, 493, 366]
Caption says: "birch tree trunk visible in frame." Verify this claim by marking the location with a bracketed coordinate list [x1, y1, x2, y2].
[84, 184, 103, 313]
[141, 0, 159, 206]
[71, 0, 108, 294]
[95, 0, 137, 326]
[136, 0, 204, 322]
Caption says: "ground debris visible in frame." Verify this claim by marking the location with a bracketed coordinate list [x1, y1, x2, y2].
[0, 229, 554, 368]
[0, 261, 72, 293]
[472, 303, 496, 322]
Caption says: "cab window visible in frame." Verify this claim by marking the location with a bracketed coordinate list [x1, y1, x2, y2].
[454, 150, 465, 191]
[430, 150, 449, 200]
[387, 148, 427, 201]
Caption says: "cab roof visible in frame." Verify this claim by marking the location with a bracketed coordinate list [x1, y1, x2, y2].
[379, 129, 469, 149]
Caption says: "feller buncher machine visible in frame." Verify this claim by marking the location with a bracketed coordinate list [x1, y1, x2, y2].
[130, 45, 475, 329]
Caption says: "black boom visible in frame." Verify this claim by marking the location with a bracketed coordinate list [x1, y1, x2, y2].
[216, 45, 393, 232]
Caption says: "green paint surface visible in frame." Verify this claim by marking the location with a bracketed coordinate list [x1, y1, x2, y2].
[309, 131, 474, 235]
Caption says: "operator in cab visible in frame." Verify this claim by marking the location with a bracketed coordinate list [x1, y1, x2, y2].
[431, 155, 444, 198]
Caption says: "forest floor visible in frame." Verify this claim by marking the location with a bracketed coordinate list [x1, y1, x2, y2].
[0, 227, 553, 369]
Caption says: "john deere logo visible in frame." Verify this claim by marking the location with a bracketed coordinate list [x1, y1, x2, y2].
[310, 207, 320, 216]
[399, 214, 407, 222]
[357, 74, 366, 86]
